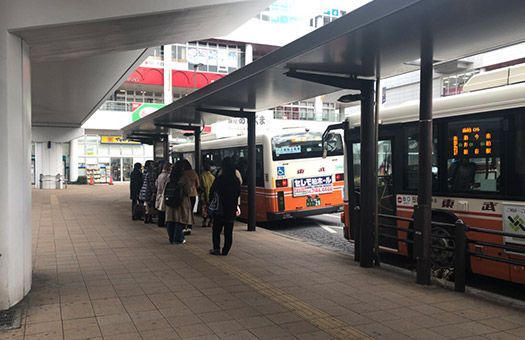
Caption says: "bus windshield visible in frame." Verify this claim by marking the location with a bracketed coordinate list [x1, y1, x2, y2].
[272, 132, 343, 161]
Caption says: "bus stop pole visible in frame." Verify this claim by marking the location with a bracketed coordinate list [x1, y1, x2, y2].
[359, 80, 376, 268]
[415, 30, 433, 285]
[247, 111, 256, 231]
[194, 127, 201, 175]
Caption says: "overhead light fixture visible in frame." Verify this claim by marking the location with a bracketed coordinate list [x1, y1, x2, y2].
[337, 94, 363, 103]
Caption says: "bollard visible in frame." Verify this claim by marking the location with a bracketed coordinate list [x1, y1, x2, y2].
[454, 219, 467, 292]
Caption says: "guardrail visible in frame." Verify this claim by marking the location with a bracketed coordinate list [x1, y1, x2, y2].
[359, 211, 525, 293]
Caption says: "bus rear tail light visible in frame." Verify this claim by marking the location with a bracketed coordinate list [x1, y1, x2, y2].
[277, 191, 285, 211]
[335, 173, 344, 181]
[276, 179, 288, 187]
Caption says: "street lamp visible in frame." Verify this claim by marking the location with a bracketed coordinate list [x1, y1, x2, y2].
[193, 63, 204, 88]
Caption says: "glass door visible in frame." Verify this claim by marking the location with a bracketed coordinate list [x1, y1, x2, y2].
[123, 158, 133, 181]
[110, 158, 121, 182]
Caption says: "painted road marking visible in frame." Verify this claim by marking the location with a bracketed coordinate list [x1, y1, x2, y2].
[185, 243, 372, 340]
[321, 225, 337, 234]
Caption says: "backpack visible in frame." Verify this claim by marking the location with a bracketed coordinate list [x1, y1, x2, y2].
[207, 191, 223, 217]
[164, 180, 183, 207]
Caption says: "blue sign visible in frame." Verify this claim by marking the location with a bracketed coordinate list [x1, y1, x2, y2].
[277, 166, 285, 177]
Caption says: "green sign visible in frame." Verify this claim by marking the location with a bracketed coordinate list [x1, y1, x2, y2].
[131, 103, 166, 122]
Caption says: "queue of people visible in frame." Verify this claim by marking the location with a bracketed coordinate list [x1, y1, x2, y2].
[129, 157, 241, 256]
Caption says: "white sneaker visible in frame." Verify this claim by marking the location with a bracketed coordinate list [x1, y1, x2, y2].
[182, 240, 187, 244]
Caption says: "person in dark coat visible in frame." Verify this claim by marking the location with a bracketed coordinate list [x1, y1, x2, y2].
[130, 162, 143, 220]
[209, 157, 241, 256]
[139, 160, 157, 224]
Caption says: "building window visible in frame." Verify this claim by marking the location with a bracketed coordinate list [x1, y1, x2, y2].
[442, 71, 478, 97]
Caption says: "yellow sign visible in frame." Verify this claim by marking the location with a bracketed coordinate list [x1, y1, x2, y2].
[100, 136, 141, 145]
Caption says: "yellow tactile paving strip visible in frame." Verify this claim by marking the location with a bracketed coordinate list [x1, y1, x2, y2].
[50, 194, 59, 205]
[186, 243, 373, 339]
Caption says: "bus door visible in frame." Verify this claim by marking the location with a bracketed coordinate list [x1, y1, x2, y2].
[346, 139, 396, 248]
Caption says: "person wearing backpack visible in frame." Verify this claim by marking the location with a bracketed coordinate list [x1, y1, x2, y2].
[165, 161, 194, 244]
[208, 157, 241, 256]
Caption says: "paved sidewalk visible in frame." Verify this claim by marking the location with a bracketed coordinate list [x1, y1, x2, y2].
[1, 185, 525, 340]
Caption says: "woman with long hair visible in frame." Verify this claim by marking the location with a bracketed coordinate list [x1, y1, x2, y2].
[181, 159, 200, 235]
[209, 157, 241, 256]
[165, 161, 194, 244]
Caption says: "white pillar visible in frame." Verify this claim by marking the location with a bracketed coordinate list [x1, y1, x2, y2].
[245, 43, 253, 65]
[70, 138, 79, 182]
[163, 44, 173, 105]
[314, 96, 323, 121]
[0, 30, 32, 309]
[34, 142, 64, 189]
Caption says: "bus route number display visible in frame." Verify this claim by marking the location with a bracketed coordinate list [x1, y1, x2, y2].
[453, 126, 492, 157]
[293, 176, 333, 197]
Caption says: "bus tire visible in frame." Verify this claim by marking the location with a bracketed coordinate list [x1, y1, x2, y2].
[430, 211, 457, 271]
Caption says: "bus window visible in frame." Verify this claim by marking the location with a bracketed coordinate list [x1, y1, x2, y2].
[235, 146, 264, 187]
[351, 141, 392, 188]
[446, 118, 501, 192]
[509, 115, 525, 197]
[403, 127, 438, 192]
[272, 132, 343, 161]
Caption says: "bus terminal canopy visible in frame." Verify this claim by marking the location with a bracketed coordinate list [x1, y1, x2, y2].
[122, 0, 525, 140]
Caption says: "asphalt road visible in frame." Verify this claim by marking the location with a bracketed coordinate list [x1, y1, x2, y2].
[259, 212, 354, 255]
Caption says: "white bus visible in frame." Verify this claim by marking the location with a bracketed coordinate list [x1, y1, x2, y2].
[332, 66, 525, 284]
[172, 129, 344, 222]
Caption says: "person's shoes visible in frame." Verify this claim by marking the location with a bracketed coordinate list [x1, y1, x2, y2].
[182, 240, 186, 244]
[184, 230, 191, 235]
[220, 252, 228, 256]
[209, 249, 220, 255]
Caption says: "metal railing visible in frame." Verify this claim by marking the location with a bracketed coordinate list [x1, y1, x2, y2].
[39, 174, 67, 189]
[357, 210, 525, 293]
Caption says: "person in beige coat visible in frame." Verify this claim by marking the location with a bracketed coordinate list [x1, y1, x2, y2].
[155, 162, 171, 228]
[165, 161, 194, 244]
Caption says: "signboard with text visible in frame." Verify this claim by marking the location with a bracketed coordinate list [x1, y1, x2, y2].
[293, 176, 333, 197]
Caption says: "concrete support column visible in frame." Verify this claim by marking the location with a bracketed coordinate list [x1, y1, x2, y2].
[34, 142, 64, 189]
[314, 96, 323, 121]
[0, 30, 32, 309]
[163, 44, 173, 105]
[245, 43, 253, 65]
[69, 138, 79, 182]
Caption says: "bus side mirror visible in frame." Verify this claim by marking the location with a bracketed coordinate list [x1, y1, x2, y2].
[322, 132, 338, 159]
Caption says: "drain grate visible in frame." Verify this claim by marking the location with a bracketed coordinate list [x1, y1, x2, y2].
[0, 308, 22, 331]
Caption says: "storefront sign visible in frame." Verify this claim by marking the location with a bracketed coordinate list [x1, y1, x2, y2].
[100, 136, 141, 145]
[132, 103, 166, 122]
[293, 176, 333, 197]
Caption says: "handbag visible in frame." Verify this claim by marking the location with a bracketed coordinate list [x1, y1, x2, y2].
[207, 191, 223, 217]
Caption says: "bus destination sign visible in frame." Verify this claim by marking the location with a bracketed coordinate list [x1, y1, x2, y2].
[293, 176, 333, 197]
[453, 126, 493, 157]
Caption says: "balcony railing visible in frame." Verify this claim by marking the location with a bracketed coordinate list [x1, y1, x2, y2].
[99, 101, 133, 112]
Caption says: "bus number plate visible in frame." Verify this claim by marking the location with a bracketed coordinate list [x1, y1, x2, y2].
[306, 197, 321, 207]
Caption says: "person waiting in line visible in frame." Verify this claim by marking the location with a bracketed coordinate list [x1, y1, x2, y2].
[181, 159, 200, 235]
[199, 161, 215, 228]
[209, 157, 241, 256]
[155, 162, 171, 228]
[139, 160, 157, 224]
[130, 162, 143, 220]
[165, 161, 194, 244]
